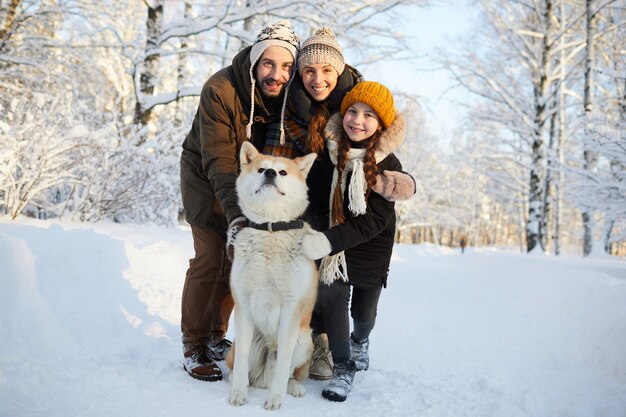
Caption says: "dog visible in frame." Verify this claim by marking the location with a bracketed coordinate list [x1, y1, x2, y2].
[226, 141, 318, 410]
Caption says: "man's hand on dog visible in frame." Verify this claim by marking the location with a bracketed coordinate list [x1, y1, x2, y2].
[226, 216, 248, 262]
[302, 231, 332, 260]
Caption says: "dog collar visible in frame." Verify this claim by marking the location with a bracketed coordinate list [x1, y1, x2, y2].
[248, 220, 305, 232]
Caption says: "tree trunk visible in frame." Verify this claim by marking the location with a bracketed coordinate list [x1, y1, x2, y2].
[553, 0, 569, 256]
[526, 0, 553, 253]
[175, 2, 192, 127]
[543, 86, 558, 253]
[581, 0, 597, 256]
[603, 218, 615, 254]
[0, 0, 21, 43]
[135, 1, 164, 127]
[518, 190, 526, 253]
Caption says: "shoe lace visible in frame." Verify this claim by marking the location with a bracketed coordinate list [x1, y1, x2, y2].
[218, 338, 232, 349]
[212, 338, 232, 352]
[187, 343, 212, 363]
[312, 346, 332, 365]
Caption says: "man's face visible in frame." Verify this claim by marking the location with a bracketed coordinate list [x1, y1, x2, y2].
[255, 46, 294, 98]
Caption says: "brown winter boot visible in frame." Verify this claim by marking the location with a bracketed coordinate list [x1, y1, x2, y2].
[208, 338, 232, 361]
[183, 342, 222, 381]
[309, 333, 333, 380]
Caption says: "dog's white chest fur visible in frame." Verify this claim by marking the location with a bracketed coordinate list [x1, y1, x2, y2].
[232, 227, 315, 335]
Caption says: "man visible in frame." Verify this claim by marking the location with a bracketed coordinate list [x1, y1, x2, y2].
[179, 20, 300, 382]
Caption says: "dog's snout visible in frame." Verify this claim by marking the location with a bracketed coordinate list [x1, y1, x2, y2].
[264, 169, 277, 179]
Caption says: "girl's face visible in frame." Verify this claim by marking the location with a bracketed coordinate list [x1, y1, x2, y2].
[300, 63, 339, 102]
[342, 102, 381, 142]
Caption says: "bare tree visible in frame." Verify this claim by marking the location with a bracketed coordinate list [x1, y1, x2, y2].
[0, 92, 92, 219]
[1, 0, 431, 224]
[441, 0, 601, 253]
[131, 0, 430, 126]
[135, 0, 164, 126]
[580, 0, 598, 256]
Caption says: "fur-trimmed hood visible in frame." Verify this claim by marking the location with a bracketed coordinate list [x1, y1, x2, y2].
[323, 110, 406, 162]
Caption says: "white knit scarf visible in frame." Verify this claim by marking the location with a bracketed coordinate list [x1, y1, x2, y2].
[319, 141, 368, 285]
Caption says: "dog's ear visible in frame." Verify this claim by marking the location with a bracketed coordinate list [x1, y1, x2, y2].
[295, 153, 317, 177]
[239, 141, 259, 166]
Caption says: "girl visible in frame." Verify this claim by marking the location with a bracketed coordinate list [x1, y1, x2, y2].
[302, 81, 406, 402]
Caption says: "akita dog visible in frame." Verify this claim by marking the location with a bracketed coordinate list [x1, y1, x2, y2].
[226, 141, 318, 410]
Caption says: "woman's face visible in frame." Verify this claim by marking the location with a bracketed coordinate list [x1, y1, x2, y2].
[342, 102, 381, 142]
[300, 63, 339, 102]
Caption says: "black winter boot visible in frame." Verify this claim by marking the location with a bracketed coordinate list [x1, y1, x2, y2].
[350, 334, 369, 371]
[321, 359, 356, 402]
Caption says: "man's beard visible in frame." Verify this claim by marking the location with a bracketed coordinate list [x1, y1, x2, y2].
[259, 77, 285, 98]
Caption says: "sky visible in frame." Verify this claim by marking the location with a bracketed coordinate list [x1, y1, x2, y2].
[361, 0, 479, 145]
[1, 217, 625, 417]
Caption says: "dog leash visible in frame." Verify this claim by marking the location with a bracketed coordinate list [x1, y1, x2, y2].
[248, 220, 304, 232]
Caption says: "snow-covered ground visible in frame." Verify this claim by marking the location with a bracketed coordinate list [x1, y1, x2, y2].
[1, 217, 625, 417]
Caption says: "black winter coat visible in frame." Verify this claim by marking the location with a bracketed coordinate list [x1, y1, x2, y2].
[318, 112, 406, 289]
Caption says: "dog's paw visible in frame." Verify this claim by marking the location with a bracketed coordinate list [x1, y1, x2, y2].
[287, 379, 306, 398]
[264, 394, 283, 411]
[228, 388, 248, 406]
[302, 232, 332, 260]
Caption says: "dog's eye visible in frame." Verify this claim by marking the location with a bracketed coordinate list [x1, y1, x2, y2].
[279, 170, 287, 176]
[257, 168, 265, 173]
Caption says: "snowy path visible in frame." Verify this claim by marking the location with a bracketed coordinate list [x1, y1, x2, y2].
[1, 219, 625, 417]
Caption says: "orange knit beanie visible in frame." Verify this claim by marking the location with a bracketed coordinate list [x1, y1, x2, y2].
[340, 81, 395, 128]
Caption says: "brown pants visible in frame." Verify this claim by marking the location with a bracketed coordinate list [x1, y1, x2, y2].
[181, 225, 234, 344]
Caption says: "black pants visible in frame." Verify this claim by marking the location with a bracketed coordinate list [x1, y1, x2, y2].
[313, 280, 382, 363]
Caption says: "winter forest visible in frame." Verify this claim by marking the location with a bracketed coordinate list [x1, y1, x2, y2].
[1, 0, 625, 257]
